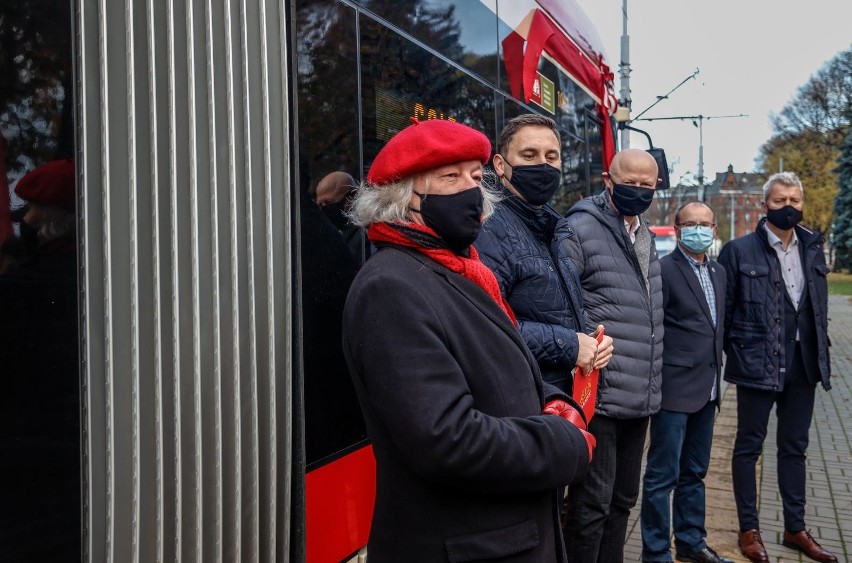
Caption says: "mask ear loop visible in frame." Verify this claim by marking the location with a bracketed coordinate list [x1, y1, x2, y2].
[409, 190, 427, 214]
[497, 157, 516, 190]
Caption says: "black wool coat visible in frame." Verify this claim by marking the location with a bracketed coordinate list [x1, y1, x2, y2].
[343, 244, 591, 563]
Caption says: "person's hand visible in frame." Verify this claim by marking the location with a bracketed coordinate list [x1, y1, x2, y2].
[575, 332, 598, 375]
[579, 428, 596, 462]
[591, 325, 613, 371]
[542, 399, 596, 462]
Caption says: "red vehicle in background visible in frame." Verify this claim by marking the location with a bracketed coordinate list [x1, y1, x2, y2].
[650, 225, 678, 257]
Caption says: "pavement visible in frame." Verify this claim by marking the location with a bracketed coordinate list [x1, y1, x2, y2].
[623, 294, 852, 562]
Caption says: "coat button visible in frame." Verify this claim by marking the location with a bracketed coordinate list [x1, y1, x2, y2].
[750, 270, 757, 275]
[556, 338, 565, 347]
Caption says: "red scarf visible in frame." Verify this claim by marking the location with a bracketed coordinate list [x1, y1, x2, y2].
[367, 222, 517, 325]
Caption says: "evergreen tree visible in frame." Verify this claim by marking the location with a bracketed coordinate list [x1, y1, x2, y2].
[833, 127, 852, 271]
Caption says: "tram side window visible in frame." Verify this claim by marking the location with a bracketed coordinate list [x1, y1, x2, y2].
[499, 49, 606, 209]
[296, 0, 370, 468]
[352, 0, 500, 86]
[585, 110, 605, 196]
[0, 2, 80, 560]
[359, 14, 497, 175]
[501, 98, 586, 214]
[541, 57, 601, 207]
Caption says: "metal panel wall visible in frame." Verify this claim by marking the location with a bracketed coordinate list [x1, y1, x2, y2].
[75, 0, 292, 560]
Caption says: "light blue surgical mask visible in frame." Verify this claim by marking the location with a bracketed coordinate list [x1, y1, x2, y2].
[679, 225, 714, 253]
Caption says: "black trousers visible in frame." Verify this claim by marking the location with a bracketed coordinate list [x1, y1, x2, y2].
[563, 414, 649, 563]
[732, 345, 816, 532]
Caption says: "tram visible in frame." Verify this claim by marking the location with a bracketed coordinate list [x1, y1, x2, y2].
[0, 0, 620, 561]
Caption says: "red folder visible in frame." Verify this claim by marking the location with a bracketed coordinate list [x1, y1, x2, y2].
[573, 328, 603, 423]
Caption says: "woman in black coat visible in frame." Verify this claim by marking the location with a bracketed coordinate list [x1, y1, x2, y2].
[342, 118, 595, 562]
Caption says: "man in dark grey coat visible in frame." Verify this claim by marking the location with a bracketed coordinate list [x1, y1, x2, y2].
[343, 118, 595, 562]
[561, 148, 665, 563]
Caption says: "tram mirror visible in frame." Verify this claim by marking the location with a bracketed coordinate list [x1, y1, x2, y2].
[647, 147, 671, 190]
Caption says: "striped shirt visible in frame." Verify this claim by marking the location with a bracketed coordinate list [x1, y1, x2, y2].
[679, 246, 717, 401]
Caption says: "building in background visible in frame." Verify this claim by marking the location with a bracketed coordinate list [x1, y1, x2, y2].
[647, 165, 764, 246]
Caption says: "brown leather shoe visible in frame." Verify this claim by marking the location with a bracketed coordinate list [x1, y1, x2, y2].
[782, 529, 838, 562]
[738, 529, 769, 562]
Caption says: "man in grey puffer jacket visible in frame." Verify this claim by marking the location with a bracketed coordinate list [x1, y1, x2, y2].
[561, 148, 665, 563]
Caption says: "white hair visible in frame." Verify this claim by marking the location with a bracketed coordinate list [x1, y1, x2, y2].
[763, 171, 803, 199]
[346, 167, 501, 228]
[32, 204, 76, 241]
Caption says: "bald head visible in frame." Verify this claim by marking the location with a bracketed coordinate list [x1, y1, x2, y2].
[674, 201, 715, 225]
[316, 171, 357, 207]
[608, 149, 659, 186]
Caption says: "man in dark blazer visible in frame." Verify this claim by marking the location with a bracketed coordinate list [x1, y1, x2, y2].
[640, 202, 732, 563]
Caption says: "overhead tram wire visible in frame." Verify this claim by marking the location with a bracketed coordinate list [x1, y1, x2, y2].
[630, 68, 700, 123]
[633, 113, 749, 202]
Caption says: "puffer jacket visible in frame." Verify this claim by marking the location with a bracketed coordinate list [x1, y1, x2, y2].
[475, 195, 588, 394]
[561, 190, 664, 419]
[718, 218, 831, 391]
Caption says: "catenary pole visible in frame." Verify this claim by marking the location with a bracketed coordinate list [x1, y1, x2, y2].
[619, 0, 631, 149]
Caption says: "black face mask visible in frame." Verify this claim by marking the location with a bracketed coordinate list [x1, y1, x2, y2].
[411, 187, 483, 253]
[610, 183, 655, 216]
[765, 205, 803, 231]
[503, 161, 562, 206]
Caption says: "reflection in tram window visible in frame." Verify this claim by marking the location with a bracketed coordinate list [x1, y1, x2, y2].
[296, 0, 370, 468]
[353, 0, 501, 85]
[360, 14, 497, 172]
[0, 2, 78, 557]
[293, 0, 609, 474]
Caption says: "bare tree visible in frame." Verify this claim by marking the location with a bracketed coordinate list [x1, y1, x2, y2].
[769, 46, 852, 145]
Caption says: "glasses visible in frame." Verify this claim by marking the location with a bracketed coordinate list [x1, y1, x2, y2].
[676, 222, 716, 228]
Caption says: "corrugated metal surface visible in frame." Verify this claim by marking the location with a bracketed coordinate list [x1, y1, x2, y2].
[75, 0, 292, 560]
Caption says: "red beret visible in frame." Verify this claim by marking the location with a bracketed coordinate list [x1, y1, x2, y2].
[14, 158, 75, 210]
[367, 118, 491, 185]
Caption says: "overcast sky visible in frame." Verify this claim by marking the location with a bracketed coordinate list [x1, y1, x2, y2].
[576, 0, 851, 185]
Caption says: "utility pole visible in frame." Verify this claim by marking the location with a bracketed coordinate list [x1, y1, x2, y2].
[634, 113, 748, 202]
[619, 0, 631, 149]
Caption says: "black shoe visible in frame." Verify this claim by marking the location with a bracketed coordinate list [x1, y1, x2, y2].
[676, 546, 734, 563]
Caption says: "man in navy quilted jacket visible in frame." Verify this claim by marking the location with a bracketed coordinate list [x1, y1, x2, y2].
[719, 172, 835, 563]
[475, 113, 613, 395]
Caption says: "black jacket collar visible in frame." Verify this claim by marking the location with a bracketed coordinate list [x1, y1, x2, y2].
[500, 189, 559, 241]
